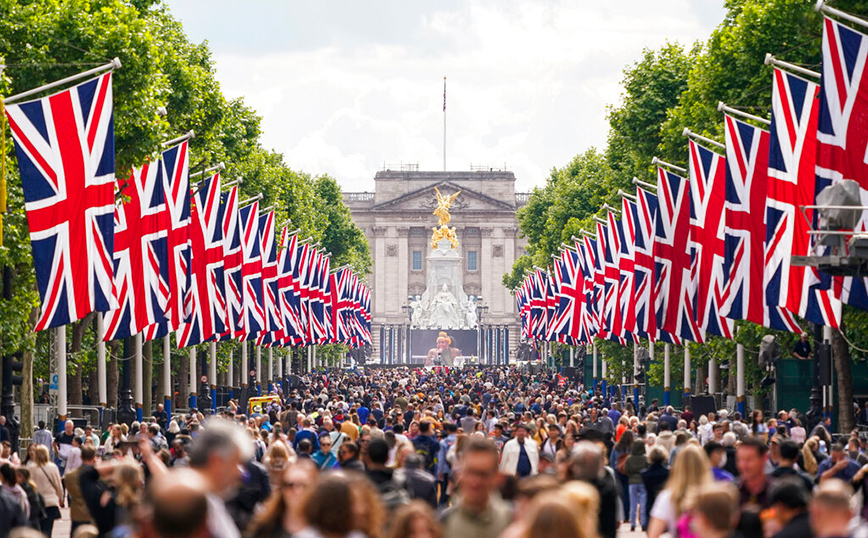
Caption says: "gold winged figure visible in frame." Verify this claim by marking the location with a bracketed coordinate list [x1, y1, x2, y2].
[433, 187, 461, 226]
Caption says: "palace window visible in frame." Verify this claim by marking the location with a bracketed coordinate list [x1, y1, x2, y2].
[411, 250, 423, 271]
[467, 250, 478, 271]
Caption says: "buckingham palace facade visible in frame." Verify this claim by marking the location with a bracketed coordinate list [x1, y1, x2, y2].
[344, 168, 529, 364]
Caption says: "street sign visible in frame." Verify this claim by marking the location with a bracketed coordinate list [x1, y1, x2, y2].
[249, 369, 256, 378]
[49, 374, 58, 393]
[200, 375, 208, 384]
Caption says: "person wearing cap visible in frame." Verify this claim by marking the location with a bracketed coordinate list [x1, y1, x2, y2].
[768, 477, 812, 538]
[499, 423, 538, 478]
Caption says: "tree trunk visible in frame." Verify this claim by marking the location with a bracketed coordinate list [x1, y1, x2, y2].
[107, 341, 119, 409]
[143, 340, 153, 417]
[67, 314, 94, 415]
[19, 306, 39, 441]
[832, 328, 855, 433]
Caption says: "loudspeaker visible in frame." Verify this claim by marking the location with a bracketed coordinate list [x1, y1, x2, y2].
[817, 343, 832, 385]
[686, 395, 716, 416]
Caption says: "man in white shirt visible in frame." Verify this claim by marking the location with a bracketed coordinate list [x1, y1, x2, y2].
[499, 423, 538, 478]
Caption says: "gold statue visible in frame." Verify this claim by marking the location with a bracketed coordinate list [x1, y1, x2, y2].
[431, 224, 459, 249]
[431, 187, 461, 249]
[433, 187, 461, 226]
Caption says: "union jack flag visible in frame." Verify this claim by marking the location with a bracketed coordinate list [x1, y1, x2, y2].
[5, 72, 116, 330]
[529, 269, 548, 339]
[582, 234, 603, 338]
[593, 221, 610, 340]
[259, 211, 282, 337]
[816, 16, 868, 309]
[632, 188, 657, 340]
[517, 278, 532, 339]
[654, 167, 704, 343]
[218, 185, 243, 340]
[141, 141, 191, 341]
[331, 267, 354, 344]
[721, 115, 801, 332]
[765, 67, 841, 328]
[177, 173, 226, 347]
[575, 238, 599, 343]
[549, 248, 584, 345]
[602, 214, 624, 344]
[687, 140, 733, 339]
[240, 201, 265, 339]
[103, 160, 168, 341]
[278, 233, 305, 345]
[617, 202, 638, 343]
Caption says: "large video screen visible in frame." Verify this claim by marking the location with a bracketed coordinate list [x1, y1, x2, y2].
[409, 329, 478, 365]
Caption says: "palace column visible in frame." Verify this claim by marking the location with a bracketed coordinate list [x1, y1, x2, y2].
[480, 227, 494, 317]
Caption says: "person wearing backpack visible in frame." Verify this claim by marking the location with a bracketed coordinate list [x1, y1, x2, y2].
[366, 438, 411, 511]
[412, 420, 440, 476]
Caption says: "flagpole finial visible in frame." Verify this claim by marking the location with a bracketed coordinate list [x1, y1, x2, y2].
[815, 0, 825, 12]
[764, 53, 775, 66]
[716, 101, 725, 112]
[111, 57, 123, 70]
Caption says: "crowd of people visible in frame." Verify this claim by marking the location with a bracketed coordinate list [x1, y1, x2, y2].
[0, 365, 867, 538]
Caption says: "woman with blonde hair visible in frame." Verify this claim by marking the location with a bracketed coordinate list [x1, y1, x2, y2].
[27, 444, 63, 535]
[517, 489, 596, 538]
[646, 444, 712, 538]
[801, 437, 820, 476]
[560, 481, 601, 538]
[386, 501, 441, 538]
[264, 441, 295, 490]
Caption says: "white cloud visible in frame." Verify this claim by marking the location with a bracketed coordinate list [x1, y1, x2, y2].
[171, 0, 725, 191]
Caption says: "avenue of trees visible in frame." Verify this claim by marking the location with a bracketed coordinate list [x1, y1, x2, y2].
[505, 0, 868, 430]
[0, 0, 371, 430]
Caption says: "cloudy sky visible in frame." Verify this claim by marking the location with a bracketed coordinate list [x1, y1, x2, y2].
[168, 1, 726, 191]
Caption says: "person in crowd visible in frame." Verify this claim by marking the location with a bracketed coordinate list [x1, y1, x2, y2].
[246, 460, 319, 538]
[143, 468, 210, 538]
[768, 477, 812, 538]
[770, 440, 814, 494]
[297, 472, 384, 538]
[704, 441, 735, 483]
[736, 437, 772, 538]
[816, 442, 860, 484]
[624, 438, 649, 531]
[64, 445, 95, 534]
[568, 441, 618, 538]
[386, 501, 441, 538]
[793, 333, 812, 361]
[13, 468, 44, 532]
[0, 464, 29, 521]
[401, 454, 437, 508]
[31, 421, 53, 451]
[440, 437, 511, 538]
[338, 441, 365, 472]
[312, 433, 338, 470]
[641, 446, 669, 528]
[189, 420, 252, 538]
[809, 480, 852, 538]
[53, 420, 76, 474]
[499, 423, 538, 478]
[610, 429, 633, 521]
[647, 444, 712, 538]
[27, 445, 63, 536]
[689, 482, 740, 538]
